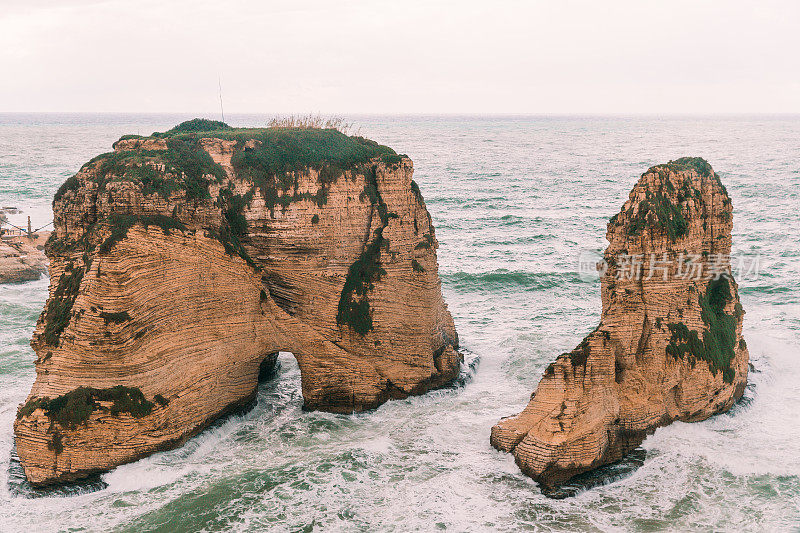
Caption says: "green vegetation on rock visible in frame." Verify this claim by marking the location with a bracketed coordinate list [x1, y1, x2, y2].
[337, 166, 391, 335]
[228, 129, 394, 214]
[228, 128, 395, 178]
[666, 276, 739, 383]
[336, 234, 387, 335]
[99, 214, 187, 254]
[645, 157, 714, 181]
[111, 120, 395, 213]
[99, 310, 131, 324]
[54, 174, 80, 202]
[216, 188, 258, 268]
[220, 188, 253, 237]
[414, 233, 435, 250]
[154, 394, 170, 406]
[410, 180, 423, 204]
[54, 120, 236, 203]
[49, 120, 407, 334]
[155, 118, 231, 137]
[17, 386, 157, 428]
[665, 157, 714, 178]
[55, 118, 397, 207]
[381, 153, 403, 166]
[626, 189, 689, 240]
[94, 119, 395, 216]
[42, 263, 84, 346]
[569, 336, 591, 367]
[48, 432, 64, 455]
[612, 157, 729, 241]
[88, 138, 223, 201]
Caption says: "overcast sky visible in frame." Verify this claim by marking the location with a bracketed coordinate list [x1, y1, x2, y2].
[1, 0, 799, 114]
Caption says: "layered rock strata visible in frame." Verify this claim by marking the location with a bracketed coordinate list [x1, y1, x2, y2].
[491, 158, 748, 488]
[15, 119, 460, 485]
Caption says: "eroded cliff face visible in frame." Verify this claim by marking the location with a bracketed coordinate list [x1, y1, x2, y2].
[491, 158, 748, 489]
[15, 120, 460, 485]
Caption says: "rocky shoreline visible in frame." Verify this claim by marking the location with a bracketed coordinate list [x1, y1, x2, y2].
[0, 232, 50, 284]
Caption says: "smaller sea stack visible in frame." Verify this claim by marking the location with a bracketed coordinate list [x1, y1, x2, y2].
[491, 158, 749, 489]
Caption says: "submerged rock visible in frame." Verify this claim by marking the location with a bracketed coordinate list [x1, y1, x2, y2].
[14, 119, 461, 486]
[491, 158, 749, 490]
[540, 447, 647, 499]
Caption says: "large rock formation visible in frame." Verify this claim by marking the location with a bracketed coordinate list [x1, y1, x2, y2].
[491, 158, 748, 489]
[15, 119, 461, 485]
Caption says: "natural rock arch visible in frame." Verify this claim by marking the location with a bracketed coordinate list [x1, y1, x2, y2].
[15, 121, 461, 485]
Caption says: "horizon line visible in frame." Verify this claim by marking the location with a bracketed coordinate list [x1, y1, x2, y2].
[1, 111, 800, 118]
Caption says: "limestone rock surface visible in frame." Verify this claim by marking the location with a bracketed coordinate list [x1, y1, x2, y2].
[15, 120, 460, 485]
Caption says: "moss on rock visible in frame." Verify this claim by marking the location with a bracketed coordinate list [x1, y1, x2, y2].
[337, 233, 386, 335]
[626, 189, 689, 240]
[336, 166, 390, 335]
[666, 276, 738, 382]
[99, 214, 188, 255]
[99, 310, 131, 324]
[17, 386, 157, 429]
[42, 264, 84, 346]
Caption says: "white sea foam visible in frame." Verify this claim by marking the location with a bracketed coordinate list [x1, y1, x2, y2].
[0, 114, 798, 532]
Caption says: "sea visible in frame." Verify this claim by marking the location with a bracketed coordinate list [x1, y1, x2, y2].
[0, 113, 798, 532]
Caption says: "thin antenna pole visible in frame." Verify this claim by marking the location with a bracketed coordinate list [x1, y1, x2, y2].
[218, 76, 225, 123]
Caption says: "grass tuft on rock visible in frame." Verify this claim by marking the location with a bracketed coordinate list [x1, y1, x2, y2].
[157, 118, 231, 136]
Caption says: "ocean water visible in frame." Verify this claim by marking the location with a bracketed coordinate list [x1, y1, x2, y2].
[0, 113, 798, 532]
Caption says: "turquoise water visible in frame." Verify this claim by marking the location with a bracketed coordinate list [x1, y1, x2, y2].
[0, 114, 798, 532]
